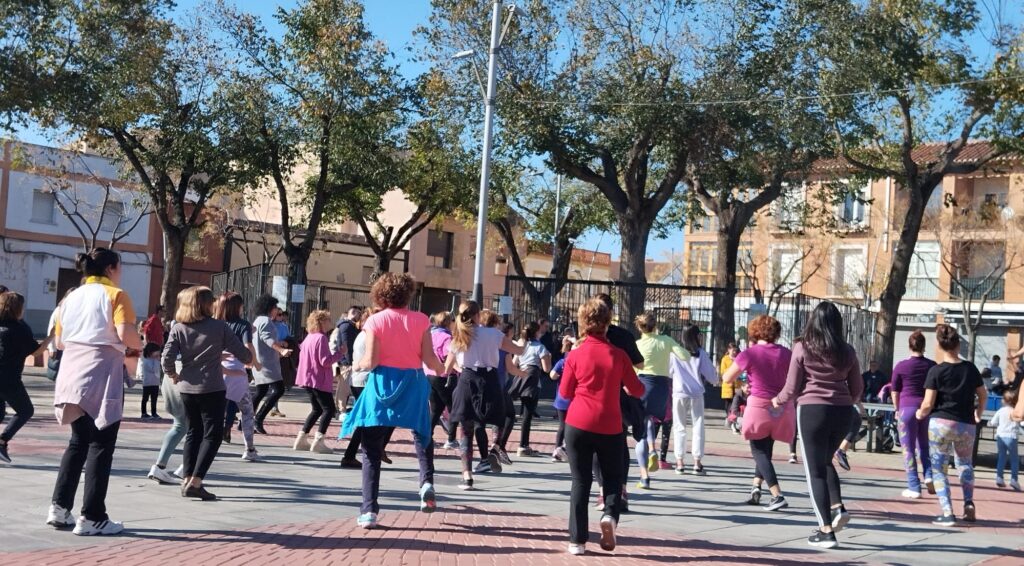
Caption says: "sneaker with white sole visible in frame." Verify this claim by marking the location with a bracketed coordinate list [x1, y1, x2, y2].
[1011, 480, 1021, 491]
[442, 440, 459, 450]
[46, 504, 75, 529]
[599, 515, 617, 551]
[241, 449, 259, 462]
[419, 482, 437, 513]
[932, 513, 955, 526]
[148, 465, 177, 485]
[807, 529, 838, 549]
[357, 512, 378, 529]
[73, 517, 124, 536]
[568, 543, 586, 556]
[901, 489, 922, 499]
[172, 464, 185, 479]
[831, 506, 850, 532]
[763, 495, 788, 511]
[746, 486, 762, 506]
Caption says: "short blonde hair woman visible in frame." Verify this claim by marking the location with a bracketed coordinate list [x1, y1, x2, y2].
[294, 309, 345, 454]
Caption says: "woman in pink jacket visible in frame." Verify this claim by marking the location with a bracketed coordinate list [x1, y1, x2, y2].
[294, 310, 344, 454]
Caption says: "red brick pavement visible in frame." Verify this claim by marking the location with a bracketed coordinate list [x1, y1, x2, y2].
[0, 504, 845, 566]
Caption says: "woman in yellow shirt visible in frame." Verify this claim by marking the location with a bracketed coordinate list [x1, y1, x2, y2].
[721, 343, 739, 422]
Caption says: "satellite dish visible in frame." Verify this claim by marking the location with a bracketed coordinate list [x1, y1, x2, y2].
[1002, 206, 1015, 221]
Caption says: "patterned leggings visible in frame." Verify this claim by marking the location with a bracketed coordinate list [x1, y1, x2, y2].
[897, 407, 931, 493]
[928, 418, 976, 516]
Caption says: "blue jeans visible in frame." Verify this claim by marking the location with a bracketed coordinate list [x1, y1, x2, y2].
[996, 436, 1019, 482]
[156, 416, 186, 467]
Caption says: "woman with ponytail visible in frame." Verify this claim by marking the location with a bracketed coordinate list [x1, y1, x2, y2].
[49, 248, 141, 536]
[444, 301, 524, 489]
[509, 321, 552, 457]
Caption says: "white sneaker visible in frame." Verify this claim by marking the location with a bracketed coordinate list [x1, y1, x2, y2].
[148, 465, 177, 485]
[831, 507, 851, 532]
[241, 449, 259, 462]
[172, 464, 185, 479]
[46, 504, 75, 529]
[73, 517, 124, 536]
[568, 543, 586, 556]
[357, 512, 378, 529]
[901, 489, 922, 499]
[442, 441, 459, 450]
[599, 515, 617, 551]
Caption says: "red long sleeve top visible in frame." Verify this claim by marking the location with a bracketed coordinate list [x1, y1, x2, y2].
[559, 333, 645, 435]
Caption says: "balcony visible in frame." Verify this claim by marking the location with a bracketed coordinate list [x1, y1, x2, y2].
[904, 278, 939, 300]
[949, 277, 1005, 301]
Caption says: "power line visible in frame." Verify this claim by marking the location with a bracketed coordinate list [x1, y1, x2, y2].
[511, 74, 1024, 108]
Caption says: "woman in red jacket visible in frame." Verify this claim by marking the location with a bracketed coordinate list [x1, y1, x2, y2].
[559, 297, 645, 556]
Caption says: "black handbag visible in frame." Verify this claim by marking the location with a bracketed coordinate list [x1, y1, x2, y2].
[45, 350, 62, 381]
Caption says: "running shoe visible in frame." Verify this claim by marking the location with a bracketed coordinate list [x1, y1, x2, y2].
[730, 421, 741, 435]
[241, 449, 259, 462]
[46, 504, 75, 529]
[599, 515, 617, 551]
[518, 446, 539, 457]
[647, 454, 659, 473]
[0, 442, 10, 464]
[1011, 480, 1021, 491]
[172, 464, 185, 479]
[474, 461, 492, 474]
[339, 457, 361, 469]
[831, 505, 850, 532]
[746, 486, 762, 506]
[996, 478, 1006, 488]
[492, 445, 513, 466]
[807, 529, 838, 549]
[148, 465, 177, 484]
[636, 478, 651, 490]
[788, 453, 798, 464]
[675, 463, 685, 475]
[568, 543, 586, 556]
[152, 413, 162, 420]
[458, 477, 475, 491]
[552, 446, 567, 463]
[254, 424, 269, 435]
[73, 518, 124, 536]
[963, 501, 976, 523]
[357, 512, 378, 529]
[834, 449, 850, 471]
[419, 482, 437, 513]
[659, 459, 672, 470]
[763, 495, 788, 511]
[932, 514, 955, 526]
[486, 453, 503, 474]
[442, 440, 459, 450]
[924, 477, 936, 494]
[692, 463, 706, 476]
[901, 489, 921, 499]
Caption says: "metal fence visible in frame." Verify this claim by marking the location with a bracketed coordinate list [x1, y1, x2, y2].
[503, 276, 877, 366]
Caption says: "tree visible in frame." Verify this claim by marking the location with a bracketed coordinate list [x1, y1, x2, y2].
[14, 2, 262, 315]
[421, 0, 712, 326]
[14, 147, 150, 251]
[738, 233, 828, 316]
[925, 192, 1024, 363]
[488, 165, 614, 320]
[217, 0, 402, 298]
[799, 0, 1024, 370]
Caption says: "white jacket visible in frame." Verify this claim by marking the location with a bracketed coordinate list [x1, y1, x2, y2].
[669, 348, 719, 399]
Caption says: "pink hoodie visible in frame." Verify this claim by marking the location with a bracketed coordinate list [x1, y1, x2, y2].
[296, 332, 344, 393]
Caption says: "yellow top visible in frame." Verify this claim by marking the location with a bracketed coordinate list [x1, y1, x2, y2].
[719, 354, 735, 398]
[54, 276, 136, 348]
[635, 333, 690, 377]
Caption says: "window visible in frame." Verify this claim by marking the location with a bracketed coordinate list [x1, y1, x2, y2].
[690, 214, 718, 233]
[686, 242, 717, 287]
[773, 183, 806, 231]
[974, 177, 1009, 209]
[31, 190, 56, 224]
[770, 247, 804, 292]
[99, 200, 127, 233]
[361, 266, 374, 285]
[837, 181, 870, 229]
[830, 247, 867, 298]
[907, 241, 940, 300]
[426, 229, 454, 269]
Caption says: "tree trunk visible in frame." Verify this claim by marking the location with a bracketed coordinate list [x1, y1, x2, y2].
[712, 208, 746, 363]
[160, 227, 188, 320]
[284, 244, 312, 333]
[372, 251, 392, 280]
[873, 183, 937, 372]
[616, 214, 653, 336]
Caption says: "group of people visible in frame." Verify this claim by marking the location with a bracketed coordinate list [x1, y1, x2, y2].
[2, 247, 1024, 555]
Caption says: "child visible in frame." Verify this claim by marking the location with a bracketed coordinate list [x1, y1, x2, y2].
[0, 292, 51, 464]
[728, 379, 751, 434]
[549, 334, 575, 462]
[294, 310, 345, 454]
[990, 389, 1021, 490]
[138, 343, 162, 419]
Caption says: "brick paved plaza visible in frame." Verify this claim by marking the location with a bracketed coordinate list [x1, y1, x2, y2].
[2, 371, 1022, 565]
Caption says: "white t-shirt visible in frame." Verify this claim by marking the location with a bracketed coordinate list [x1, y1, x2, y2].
[516, 340, 550, 369]
[454, 326, 505, 370]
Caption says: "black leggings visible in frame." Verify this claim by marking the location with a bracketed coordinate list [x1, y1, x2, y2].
[566, 425, 624, 544]
[181, 391, 226, 479]
[141, 385, 158, 416]
[518, 396, 539, 448]
[658, 421, 671, 460]
[844, 406, 862, 444]
[51, 415, 119, 521]
[254, 381, 285, 426]
[555, 409, 568, 448]
[429, 375, 457, 443]
[750, 437, 779, 488]
[798, 404, 849, 529]
[302, 387, 336, 435]
[0, 380, 34, 442]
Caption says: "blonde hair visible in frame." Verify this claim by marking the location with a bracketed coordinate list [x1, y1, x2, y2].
[175, 286, 215, 324]
[579, 298, 611, 337]
[306, 309, 332, 334]
[634, 312, 656, 334]
[450, 300, 480, 352]
[432, 311, 453, 327]
[480, 310, 500, 328]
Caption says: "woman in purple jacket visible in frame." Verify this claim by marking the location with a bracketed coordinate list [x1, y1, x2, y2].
[891, 330, 937, 499]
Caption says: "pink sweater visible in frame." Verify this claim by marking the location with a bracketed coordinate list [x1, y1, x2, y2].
[296, 332, 344, 393]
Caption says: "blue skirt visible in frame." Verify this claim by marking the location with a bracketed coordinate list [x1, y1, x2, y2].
[340, 366, 432, 447]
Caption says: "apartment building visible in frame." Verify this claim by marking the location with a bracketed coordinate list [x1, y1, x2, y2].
[682, 142, 1024, 365]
